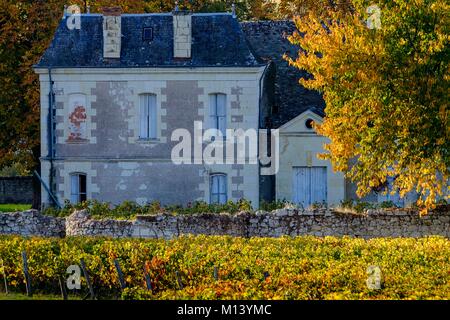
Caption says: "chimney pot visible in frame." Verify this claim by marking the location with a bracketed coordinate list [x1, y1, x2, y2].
[62, 5, 67, 19]
[101, 6, 122, 16]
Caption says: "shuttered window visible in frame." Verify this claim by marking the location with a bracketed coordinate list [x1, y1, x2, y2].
[139, 94, 157, 139]
[209, 93, 227, 137]
[210, 174, 227, 204]
[70, 173, 87, 204]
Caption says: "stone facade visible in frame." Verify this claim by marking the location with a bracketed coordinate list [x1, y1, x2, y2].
[36, 68, 264, 207]
[0, 177, 33, 204]
[35, 13, 266, 209]
[2, 209, 446, 239]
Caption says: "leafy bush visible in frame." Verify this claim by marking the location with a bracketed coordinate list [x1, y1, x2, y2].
[260, 199, 296, 211]
[339, 199, 381, 213]
[353, 201, 377, 213]
[380, 201, 397, 209]
[121, 287, 153, 300]
[0, 235, 448, 300]
[340, 199, 356, 210]
[42, 199, 255, 220]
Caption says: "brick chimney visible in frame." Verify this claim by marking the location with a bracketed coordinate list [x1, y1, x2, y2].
[102, 7, 122, 59]
[172, 10, 192, 59]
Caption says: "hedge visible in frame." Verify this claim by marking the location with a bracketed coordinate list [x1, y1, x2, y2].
[0, 235, 448, 300]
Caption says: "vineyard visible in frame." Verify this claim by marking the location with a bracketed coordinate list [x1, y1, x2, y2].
[0, 235, 448, 300]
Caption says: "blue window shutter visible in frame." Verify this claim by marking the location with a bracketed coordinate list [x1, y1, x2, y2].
[217, 94, 227, 136]
[139, 95, 149, 138]
[209, 94, 217, 130]
[210, 174, 227, 204]
[219, 175, 227, 204]
[149, 95, 157, 139]
[70, 175, 79, 204]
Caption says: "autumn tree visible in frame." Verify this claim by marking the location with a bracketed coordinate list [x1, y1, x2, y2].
[270, 0, 351, 19]
[285, 0, 449, 212]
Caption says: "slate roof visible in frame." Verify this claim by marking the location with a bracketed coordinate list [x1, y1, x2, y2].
[36, 13, 262, 68]
[241, 21, 325, 127]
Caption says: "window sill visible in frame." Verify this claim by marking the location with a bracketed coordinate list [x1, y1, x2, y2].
[66, 139, 89, 145]
[136, 138, 161, 144]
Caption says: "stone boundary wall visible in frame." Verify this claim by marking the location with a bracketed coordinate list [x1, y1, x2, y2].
[65, 209, 450, 239]
[0, 176, 33, 204]
[0, 210, 65, 237]
[1, 209, 449, 239]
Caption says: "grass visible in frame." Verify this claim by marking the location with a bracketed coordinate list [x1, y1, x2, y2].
[0, 204, 32, 213]
[0, 292, 82, 300]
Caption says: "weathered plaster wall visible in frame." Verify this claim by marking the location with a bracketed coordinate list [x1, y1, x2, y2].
[37, 68, 264, 207]
[91, 161, 204, 206]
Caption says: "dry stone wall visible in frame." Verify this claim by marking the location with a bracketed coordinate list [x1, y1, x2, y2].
[1, 209, 449, 239]
[0, 210, 65, 237]
[64, 209, 450, 239]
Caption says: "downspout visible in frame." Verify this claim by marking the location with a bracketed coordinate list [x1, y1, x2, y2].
[257, 63, 270, 207]
[47, 68, 57, 207]
[258, 64, 270, 129]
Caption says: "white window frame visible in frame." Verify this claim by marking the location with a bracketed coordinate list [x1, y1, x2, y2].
[210, 173, 228, 204]
[209, 93, 227, 137]
[139, 93, 157, 140]
[70, 173, 87, 204]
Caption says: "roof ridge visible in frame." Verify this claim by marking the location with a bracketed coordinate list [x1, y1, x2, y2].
[240, 20, 294, 24]
[73, 12, 233, 17]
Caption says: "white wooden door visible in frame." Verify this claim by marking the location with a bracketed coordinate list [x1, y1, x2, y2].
[293, 167, 327, 208]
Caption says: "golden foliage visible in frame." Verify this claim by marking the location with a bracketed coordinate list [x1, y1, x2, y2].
[285, 0, 449, 213]
[0, 235, 449, 299]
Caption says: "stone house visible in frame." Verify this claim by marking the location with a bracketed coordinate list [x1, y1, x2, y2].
[34, 8, 413, 209]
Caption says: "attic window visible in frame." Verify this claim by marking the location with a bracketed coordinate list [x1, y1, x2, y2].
[143, 27, 153, 41]
[305, 119, 314, 129]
